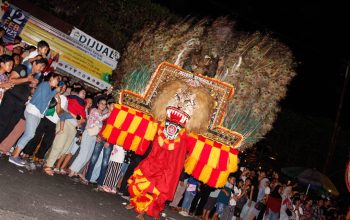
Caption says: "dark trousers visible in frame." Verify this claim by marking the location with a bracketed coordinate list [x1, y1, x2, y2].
[22, 117, 56, 159]
[119, 154, 144, 196]
[119, 143, 152, 196]
[189, 185, 212, 216]
[0, 99, 24, 143]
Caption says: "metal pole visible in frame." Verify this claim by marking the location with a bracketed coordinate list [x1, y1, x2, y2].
[324, 64, 350, 174]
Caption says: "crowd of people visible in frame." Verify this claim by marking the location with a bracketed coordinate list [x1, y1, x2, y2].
[0, 33, 133, 197]
[169, 167, 344, 220]
[0, 30, 347, 220]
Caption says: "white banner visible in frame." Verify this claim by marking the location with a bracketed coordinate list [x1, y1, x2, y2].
[57, 60, 111, 90]
[70, 27, 120, 69]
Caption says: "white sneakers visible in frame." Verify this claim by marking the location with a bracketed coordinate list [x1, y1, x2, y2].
[178, 210, 189, 217]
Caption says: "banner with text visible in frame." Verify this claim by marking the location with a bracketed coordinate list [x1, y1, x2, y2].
[70, 27, 119, 69]
[19, 18, 113, 89]
[0, 5, 29, 43]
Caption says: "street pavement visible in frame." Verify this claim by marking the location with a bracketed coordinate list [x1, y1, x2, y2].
[0, 156, 191, 220]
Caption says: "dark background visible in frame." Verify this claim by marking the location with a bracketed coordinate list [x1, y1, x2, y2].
[153, 0, 350, 124]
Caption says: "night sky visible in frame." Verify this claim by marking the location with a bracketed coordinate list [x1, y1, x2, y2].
[154, 0, 350, 127]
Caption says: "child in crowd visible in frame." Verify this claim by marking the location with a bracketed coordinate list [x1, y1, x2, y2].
[22, 40, 49, 63]
[12, 53, 21, 67]
[22, 40, 49, 76]
[101, 144, 125, 193]
[202, 188, 221, 220]
[221, 178, 244, 220]
[56, 88, 87, 135]
[212, 174, 236, 220]
[0, 55, 14, 103]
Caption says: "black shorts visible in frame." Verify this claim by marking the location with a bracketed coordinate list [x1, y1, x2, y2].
[234, 207, 242, 217]
[203, 197, 217, 210]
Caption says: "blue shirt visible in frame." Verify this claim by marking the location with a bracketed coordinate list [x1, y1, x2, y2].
[217, 186, 232, 205]
[30, 81, 57, 114]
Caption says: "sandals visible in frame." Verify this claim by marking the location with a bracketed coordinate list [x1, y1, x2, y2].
[53, 168, 60, 173]
[80, 178, 89, 185]
[92, 185, 104, 192]
[59, 169, 67, 175]
[42, 166, 54, 176]
[136, 213, 145, 220]
[125, 204, 134, 210]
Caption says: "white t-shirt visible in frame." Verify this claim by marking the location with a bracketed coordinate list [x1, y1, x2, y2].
[22, 50, 39, 63]
[293, 205, 304, 220]
[26, 102, 44, 118]
[209, 189, 221, 198]
[46, 95, 68, 124]
[229, 185, 242, 206]
[109, 145, 125, 163]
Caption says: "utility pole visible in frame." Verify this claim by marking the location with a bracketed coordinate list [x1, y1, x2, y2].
[324, 64, 350, 174]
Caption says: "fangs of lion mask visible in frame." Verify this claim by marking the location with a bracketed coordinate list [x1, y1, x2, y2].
[151, 80, 215, 136]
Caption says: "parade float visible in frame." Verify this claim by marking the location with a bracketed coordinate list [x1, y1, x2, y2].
[100, 17, 296, 218]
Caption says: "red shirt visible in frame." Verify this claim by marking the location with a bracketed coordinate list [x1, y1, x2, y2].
[67, 96, 86, 119]
[266, 195, 282, 213]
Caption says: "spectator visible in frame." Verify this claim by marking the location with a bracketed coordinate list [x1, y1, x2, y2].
[212, 175, 236, 220]
[0, 65, 36, 153]
[292, 197, 303, 220]
[22, 40, 49, 63]
[22, 80, 68, 164]
[44, 88, 87, 176]
[202, 188, 220, 220]
[0, 54, 14, 103]
[84, 100, 116, 189]
[100, 144, 125, 193]
[265, 185, 283, 220]
[312, 198, 325, 220]
[169, 171, 188, 211]
[68, 98, 110, 177]
[0, 27, 5, 45]
[8, 72, 60, 166]
[179, 176, 199, 217]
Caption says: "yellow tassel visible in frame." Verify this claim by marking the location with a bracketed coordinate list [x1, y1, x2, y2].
[208, 147, 220, 168]
[191, 141, 205, 160]
[184, 157, 197, 174]
[216, 171, 230, 188]
[127, 116, 142, 134]
[116, 131, 128, 146]
[102, 124, 113, 139]
[144, 122, 158, 140]
[228, 153, 238, 172]
[130, 136, 141, 151]
[113, 110, 128, 128]
[198, 165, 213, 183]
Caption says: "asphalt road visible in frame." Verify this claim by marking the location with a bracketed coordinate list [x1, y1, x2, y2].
[0, 156, 190, 220]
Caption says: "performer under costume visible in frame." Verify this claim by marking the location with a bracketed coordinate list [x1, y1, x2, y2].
[102, 62, 243, 219]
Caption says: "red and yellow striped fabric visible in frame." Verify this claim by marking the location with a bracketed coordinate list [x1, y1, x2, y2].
[102, 104, 158, 155]
[184, 133, 239, 188]
[128, 169, 161, 217]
